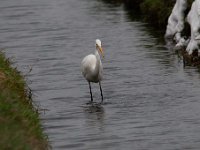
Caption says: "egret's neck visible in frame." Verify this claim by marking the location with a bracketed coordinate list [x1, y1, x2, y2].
[94, 49, 101, 73]
[94, 49, 100, 61]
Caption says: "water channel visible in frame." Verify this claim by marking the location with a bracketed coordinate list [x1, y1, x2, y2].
[1, 0, 200, 149]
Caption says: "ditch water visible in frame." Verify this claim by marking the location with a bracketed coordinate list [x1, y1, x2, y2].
[1, 0, 200, 149]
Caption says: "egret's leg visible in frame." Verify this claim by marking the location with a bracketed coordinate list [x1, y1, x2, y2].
[99, 82, 103, 103]
[89, 82, 93, 102]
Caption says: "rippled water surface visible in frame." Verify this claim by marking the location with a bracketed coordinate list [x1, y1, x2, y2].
[1, 0, 200, 149]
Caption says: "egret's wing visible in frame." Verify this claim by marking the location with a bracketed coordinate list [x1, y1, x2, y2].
[81, 54, 97, 78]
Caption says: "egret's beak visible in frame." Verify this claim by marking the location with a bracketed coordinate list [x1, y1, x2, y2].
[98, 45, 104, 58]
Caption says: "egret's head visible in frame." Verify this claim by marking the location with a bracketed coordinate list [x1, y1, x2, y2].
[96, 39, 104, 57]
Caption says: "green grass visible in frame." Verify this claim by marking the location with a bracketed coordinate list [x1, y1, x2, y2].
[0, 51, 48, 150]
[140, 0, 173, 27]
[109, 0, 193, 29]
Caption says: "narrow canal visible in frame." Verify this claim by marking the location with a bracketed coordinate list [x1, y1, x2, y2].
[1, 0, 200, 149]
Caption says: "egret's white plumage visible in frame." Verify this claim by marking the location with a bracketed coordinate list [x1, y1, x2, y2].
[81, 39, 104, 102]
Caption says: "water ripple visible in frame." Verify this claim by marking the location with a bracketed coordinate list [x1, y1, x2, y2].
[1, 0, 200, 149]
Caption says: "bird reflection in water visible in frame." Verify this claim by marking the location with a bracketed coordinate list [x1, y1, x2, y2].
[84, 102, 104, 113]
[83, 102, 105, 132]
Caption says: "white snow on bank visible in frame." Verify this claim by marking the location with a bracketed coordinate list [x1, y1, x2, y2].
[165, 0, 187, 43]
[186, 0, 200, 54]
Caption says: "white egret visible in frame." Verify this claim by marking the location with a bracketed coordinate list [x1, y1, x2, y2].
[81, 39, 104, 103]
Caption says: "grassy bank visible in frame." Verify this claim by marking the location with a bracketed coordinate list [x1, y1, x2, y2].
[104, 0, 193, 29]
[0, 51, 48, 150]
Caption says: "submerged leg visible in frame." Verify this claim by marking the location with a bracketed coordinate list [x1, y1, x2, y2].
[88, 82, 93, 102]
[99, 82, 103, 103]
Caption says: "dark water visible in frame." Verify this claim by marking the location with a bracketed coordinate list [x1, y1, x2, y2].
[1, 0, 200, 149]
